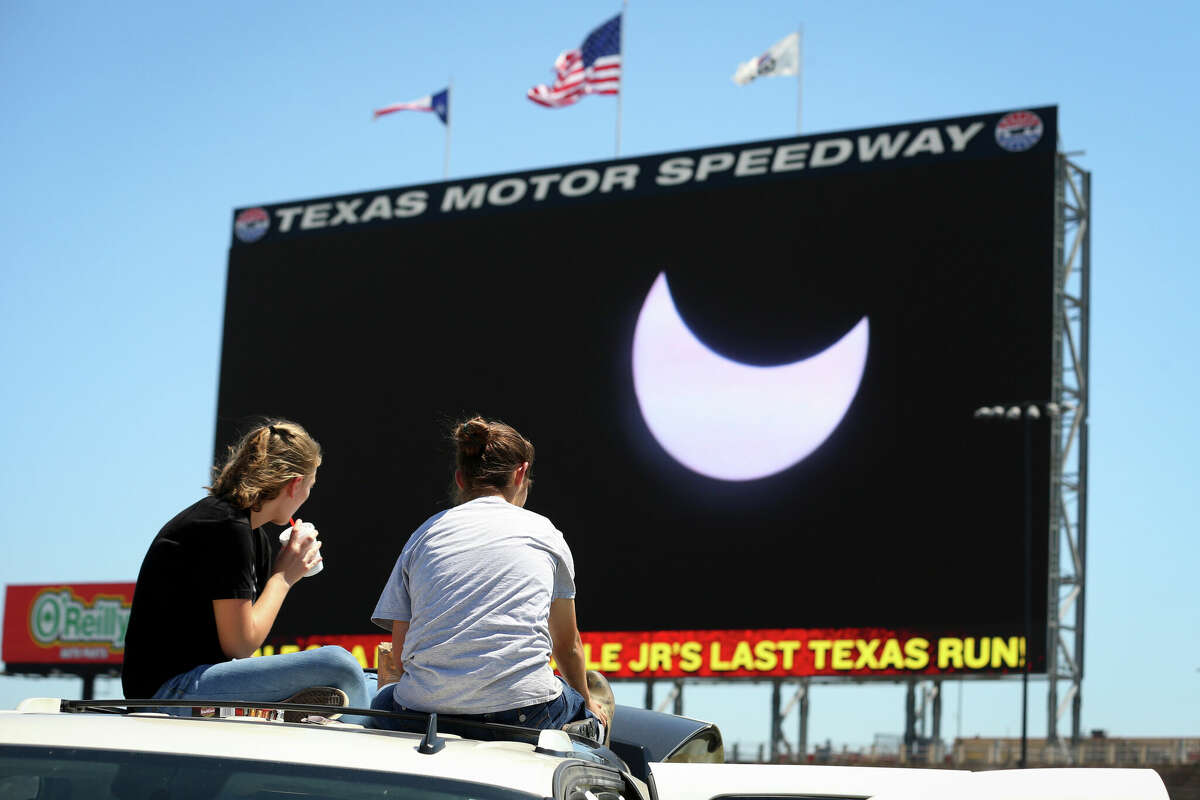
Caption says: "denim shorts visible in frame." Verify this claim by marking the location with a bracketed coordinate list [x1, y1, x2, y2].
[372, 675, 592, 731]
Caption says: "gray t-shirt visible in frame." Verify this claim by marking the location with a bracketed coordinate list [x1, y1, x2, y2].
[371, 495, 576, 714]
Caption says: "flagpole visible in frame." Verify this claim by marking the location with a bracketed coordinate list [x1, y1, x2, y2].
[444, 76, 453, 179]
[796, 25, 804, 134]
[615, 0, 627, 157]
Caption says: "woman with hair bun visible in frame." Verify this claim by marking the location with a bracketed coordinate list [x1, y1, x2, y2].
[121, 419, 369, 717]
[370, 416, 613, 741]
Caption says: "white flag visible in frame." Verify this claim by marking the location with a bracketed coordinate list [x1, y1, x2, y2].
[732, 32, 800, 86]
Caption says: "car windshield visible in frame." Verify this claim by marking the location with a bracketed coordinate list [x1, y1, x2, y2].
[0, 745, 544, 800]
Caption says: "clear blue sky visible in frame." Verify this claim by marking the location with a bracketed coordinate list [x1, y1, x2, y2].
[2, 1, 1197, 751]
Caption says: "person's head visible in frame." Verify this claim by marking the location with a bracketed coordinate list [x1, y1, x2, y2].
[452, 416, 535, 507]
[208, 419, 322, 523]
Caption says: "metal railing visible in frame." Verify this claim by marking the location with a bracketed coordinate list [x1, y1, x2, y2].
[725, 737, 1200, 768]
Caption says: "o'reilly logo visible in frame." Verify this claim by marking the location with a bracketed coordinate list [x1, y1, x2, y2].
[29, 589, 129, 651]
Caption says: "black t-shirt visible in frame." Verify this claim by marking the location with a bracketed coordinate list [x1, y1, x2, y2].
[121, 495, 273, 698]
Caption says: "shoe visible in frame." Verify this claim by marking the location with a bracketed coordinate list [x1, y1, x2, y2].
[562, 717, 603, 744]
[586, 670, 615, 746]
[376, 642, 402, 687]
[282, 686, 348, 723]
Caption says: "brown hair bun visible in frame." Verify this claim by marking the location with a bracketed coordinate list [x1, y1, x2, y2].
[452, 415, 534, 503]
[454, 417, 491, 458]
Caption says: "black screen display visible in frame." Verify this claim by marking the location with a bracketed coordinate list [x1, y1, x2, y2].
[218, 107, 1057, 669]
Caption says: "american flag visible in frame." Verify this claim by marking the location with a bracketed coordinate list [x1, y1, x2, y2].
[527, 14, 621, 108]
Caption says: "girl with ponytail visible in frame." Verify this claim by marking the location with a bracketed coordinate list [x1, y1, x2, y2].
[121, 419, 368, 716]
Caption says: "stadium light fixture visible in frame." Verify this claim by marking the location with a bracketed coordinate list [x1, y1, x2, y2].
[972, 401, 1057, 769]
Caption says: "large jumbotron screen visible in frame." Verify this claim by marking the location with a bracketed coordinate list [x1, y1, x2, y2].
[218, 106, 1057, 679]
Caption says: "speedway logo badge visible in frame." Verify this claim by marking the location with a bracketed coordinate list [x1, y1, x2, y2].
[995, 110, 1044, 152]
[234, 207, 270, 243]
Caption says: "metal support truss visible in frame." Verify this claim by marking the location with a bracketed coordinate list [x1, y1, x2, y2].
[1047, 153, 1091, 750]
[768, 679, 809, 761]
[652, 679, 684, 715]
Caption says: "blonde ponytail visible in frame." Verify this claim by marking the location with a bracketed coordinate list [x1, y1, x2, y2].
[208, 420, 322, 510]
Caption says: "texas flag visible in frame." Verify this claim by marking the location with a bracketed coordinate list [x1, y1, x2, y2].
[373, 88, 449, 124]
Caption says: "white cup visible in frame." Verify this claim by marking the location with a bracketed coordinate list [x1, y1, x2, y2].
[279, 522, 323, 577]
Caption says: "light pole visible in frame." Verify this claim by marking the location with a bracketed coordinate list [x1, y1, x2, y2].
[972, 402, 1058, 768]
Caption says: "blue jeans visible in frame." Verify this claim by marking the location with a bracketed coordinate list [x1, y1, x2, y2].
[153, 646, 371, 725]
[369, 675, 593, 731]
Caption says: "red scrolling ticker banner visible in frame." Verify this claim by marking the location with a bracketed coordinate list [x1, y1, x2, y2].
[262, 629, 1030, 678]
[2, 584, 1028, 677]
[2, 583, 135, 666]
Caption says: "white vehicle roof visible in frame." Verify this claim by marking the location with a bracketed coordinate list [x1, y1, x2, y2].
[0, 701, 586, 798]
[648, 760, 1168, 800]
[648, 760, 966, 798]
[0, 699, 1171, 800]
[879, 767, 1171, 800]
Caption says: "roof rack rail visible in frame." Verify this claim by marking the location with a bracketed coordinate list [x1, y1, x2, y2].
[55, 699, 627, 770]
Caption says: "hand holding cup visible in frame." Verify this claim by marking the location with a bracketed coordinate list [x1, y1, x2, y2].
[278, 519, 323, 582]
